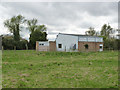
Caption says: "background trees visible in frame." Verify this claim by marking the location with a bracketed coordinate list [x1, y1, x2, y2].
[2, 35, 28, 50]
[2, 35, 15, 50]
[85, 24, 119, 50]
[27, 19, 47, 49]
[100, 24, 118, 50]
[2, 14, 119, 50]
[4, 15, 26, 42]
[100, 24, 115, 39]
[85, 27, 96, 36]
[4, 15, 26, 50]
[2, 15, 47, 50]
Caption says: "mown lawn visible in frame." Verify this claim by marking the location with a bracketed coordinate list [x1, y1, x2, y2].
[2, 50, 118, 88]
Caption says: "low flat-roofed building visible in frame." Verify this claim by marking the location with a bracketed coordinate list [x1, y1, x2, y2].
[36, 33, 103, 52]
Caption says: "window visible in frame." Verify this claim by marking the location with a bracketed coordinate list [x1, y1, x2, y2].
[39, 43, 44, 46]
[84, 44, 89, 49]
[58, 44, 62, 48]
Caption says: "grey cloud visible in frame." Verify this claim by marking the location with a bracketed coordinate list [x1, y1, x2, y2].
[2, 2, 117, 24]
[78, 2, 118, 16]
[0, 2, 118, 40]
[78, 22, 94, 29]
[20, 28, 30, 40]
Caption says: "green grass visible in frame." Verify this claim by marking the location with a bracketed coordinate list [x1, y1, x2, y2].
[2, 50, 118, 88]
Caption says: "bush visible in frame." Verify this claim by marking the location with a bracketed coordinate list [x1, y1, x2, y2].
[2, 35, 28, 50]
[104, 39, 119, 50]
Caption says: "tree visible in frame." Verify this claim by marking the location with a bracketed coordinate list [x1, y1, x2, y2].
[27, 18, 47, 49]
[100, 24, 114, 39]
[100, 24, 118, 50]
[4, 15, 26, 42]
[27, 19, 38, 33]
[29, 30, 47, 49]
[36, 25, 47, 32]
[85, 27, 96, 36]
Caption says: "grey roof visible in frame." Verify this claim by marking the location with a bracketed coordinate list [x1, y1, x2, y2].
[59, 33, 102, 38]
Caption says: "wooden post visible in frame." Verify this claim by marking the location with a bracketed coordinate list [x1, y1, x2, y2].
[26, 44, 28, 50]
[14, 46, 16, 50]
[2, 46, 3, 51]
[36, 41, 39, 51]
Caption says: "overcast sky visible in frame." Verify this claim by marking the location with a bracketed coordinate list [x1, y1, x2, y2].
[0, 2, 118, 40]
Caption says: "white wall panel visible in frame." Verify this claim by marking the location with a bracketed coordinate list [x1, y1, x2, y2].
[56, 34, 78, 52]
[56, 34, 103, 52]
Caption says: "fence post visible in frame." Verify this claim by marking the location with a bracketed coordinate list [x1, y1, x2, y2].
[14, 46, 16, 50]
[26, 44, 28, 50]
[2, 46, 3, 51]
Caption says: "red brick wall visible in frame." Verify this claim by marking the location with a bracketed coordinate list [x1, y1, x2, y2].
[78, 42, 103, 52]
[49, 41, 56, 51]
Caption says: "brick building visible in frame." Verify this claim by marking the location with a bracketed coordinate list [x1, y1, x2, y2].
[36, 33, 103, 52]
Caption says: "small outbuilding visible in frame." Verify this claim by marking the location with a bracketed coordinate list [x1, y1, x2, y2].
[36, 33, 103, 52]
[36, 41, 49, 51]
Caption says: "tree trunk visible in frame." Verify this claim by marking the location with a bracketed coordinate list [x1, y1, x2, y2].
[14, 46, 16, 50]
[14, 24, 20, 42]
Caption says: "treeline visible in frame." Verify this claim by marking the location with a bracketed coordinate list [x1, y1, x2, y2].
[1, 15, 120, 50]
[85, 24, 120, 50]
[1, 15, 47, 50]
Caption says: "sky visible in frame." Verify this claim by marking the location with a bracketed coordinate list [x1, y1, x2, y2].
[0, 2, 118, 41]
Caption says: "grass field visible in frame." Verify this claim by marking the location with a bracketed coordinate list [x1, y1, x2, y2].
[2, 50, 118, 88]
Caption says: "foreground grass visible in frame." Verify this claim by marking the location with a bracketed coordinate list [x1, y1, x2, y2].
[2, 50, 118, 88]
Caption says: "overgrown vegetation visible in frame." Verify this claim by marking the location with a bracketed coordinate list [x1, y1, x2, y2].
[2, 15, 47, 50]
[2, 35, 28, 50]
[85, 24, 119, 50]
[2, 50, 118, 88]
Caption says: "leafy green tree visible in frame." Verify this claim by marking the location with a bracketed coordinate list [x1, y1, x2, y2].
[100, 24, 114, 39]
[27, 18, 47, 49]
[27, 19, 38, 33]
[100, 24, 118, 50]
[85, 27, 96, 36]
[4, 15, 26, 42]
[36, 25, 47, 32]
[29, 30, 47, 49]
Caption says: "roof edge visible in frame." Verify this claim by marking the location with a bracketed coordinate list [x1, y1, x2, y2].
[58, 33, 102, 38]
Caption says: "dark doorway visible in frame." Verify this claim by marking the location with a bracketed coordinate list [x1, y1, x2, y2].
[58, 44, 62, 48]
[84, 44, 89, 49]
[99, 46, 102, 49]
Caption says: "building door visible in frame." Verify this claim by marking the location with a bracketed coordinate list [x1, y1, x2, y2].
[99, 44, 103, 51]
